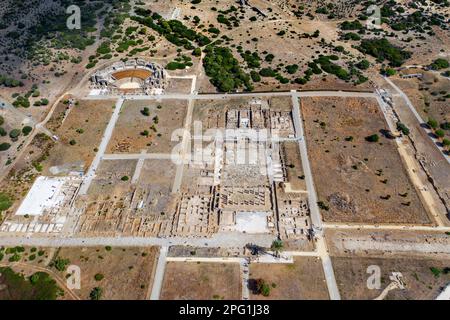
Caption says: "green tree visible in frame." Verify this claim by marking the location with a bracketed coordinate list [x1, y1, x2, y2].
[429, 58, 449, 70]
[9, 129, 21, 140]
[396, 122, 410, 135]
[94, 273, 104, 281]
[0, 143, 10, 151]
[53, 257, 70, 271]
[255, 279, 271, 297]
[427, 118, 438, 129]
[356, 59, 370, 70]
[270, 239, 284, 257]
[90, 287, 103, 300]
[365, 134, 380, 143]
[22, 126, 32, 136]
[442, 138, 450, 149]
[435, 129, 445, 138]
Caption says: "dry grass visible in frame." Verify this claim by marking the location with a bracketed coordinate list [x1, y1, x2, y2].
[161, 262, 242, 300]
[249, 257, 329, 300]
[332, 256, 450, 300]
[107, 99, 187, 154]
[301, 97, 430, 224]
[54, 246, 159, 300]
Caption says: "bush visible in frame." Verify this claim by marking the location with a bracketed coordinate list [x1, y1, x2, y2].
[90, 287, 103, 300]
[259, 68, 277, 77]
[435, 129, 445, 138]
[9, 129, 21, 140]
[396, 122, 410, 135]
[0, 143, 10, 151]
[317, 201, 329, 211]
[255, 279, 271, 297]
[264, 54, 274, 62]
[442, 139, 450, 148]
[0, 193, 12, 211]
[429, 58, 449, 70]
[342, 32, 361, 41]
[427, 118, 438, 129]
[22, 126, 32, 136]
[430, 267, 441, 278]
[192, 48, 201, 56]
[53, 258, 70, 271]
[365, 134, 380, 143]
[340, 20, 363, 30]
[121, 176, 129, 181]
[250, 71, 261, 82]
[94, 273, 104, 281]
[285, 64, 299, 74]
[356, 59, 370, 70]
[441, 122, 450, 130]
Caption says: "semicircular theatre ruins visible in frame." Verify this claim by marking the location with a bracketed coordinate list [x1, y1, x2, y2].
[90, 58, 167, 95]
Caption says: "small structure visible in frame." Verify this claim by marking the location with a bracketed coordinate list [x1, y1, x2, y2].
[401, 73, 423, 79]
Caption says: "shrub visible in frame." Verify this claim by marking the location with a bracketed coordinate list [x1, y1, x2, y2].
[356, 59, 370, 70]
[90, 287, 103, 300]
[53, 258, 70, 271]
[427, 118, 438, 129]
[0, 143, 10, 151]
[317, 201, 329, 211]
[340, 20, 363, 30]
[259, 68, 277, 77]
[94, 273, 104, 281]
[22, 126, 32, 136]
[442, 139, 450, 148]
[435, 129, 445, 138]
[0, 193, 12, 211]
[396, 122, 410, 135]
[9, 129, 21, 140]
[255, 279, 271, 297]
[365, 134, 380, 142]
[250, 71, 261, 82]
[430, 267, 441, 278]
[264, 54, 274, 62]
[429, 58, 449, 70]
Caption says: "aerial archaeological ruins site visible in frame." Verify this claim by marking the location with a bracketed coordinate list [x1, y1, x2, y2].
[0, 0, 449, 301]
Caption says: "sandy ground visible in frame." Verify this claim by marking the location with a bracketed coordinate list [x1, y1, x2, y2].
[107, 99, 187, 154]
[54, 246, 159, 300]
[301, 96, 430, 224]
[43, 100, 115, 174]
[160, 261, 241, 300]
[332, 255, 450, 300]
[249, 257, 329, 300]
